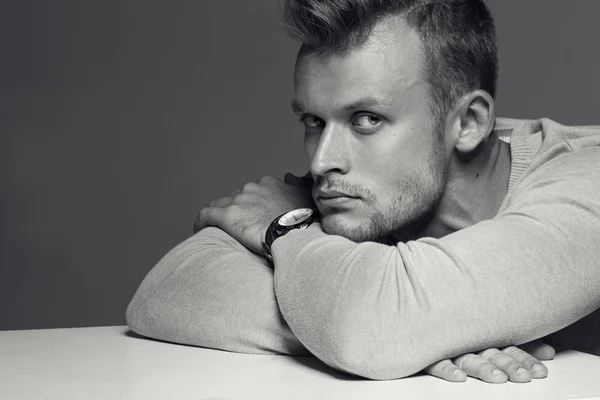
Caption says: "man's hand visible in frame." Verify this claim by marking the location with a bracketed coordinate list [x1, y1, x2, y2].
[193, 174, 314, 255]
[424, 341, 555, 383]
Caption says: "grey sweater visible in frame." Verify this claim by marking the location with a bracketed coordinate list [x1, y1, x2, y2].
[127, 117, 600, 380]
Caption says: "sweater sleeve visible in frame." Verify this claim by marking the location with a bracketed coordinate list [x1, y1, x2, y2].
[126, 226, 309, 355]
[272, 148, 600, 379]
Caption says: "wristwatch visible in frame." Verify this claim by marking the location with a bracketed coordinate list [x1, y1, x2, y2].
[261, 208, 317, 266]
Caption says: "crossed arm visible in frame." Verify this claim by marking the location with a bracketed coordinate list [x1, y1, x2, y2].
[126, 225, 553, 383]
[127, 151, 600, 381]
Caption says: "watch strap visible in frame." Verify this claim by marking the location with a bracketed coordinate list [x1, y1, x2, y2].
[262, 208, 316, 265]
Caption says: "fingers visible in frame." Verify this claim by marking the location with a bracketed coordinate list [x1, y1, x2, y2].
[193, 173, 313, 235]
[194, 200, 231, 233]
[454, 346, 546, 383]
[193, 209, 205, 233]
[424, 359, 467, 382]
[429, 343, 552, 384]
[502, 345, 549, 379]
[453, 352, 509, 383]
[207, 188, 242, 208]
[194, 189, 242, 233]
[193, 206, 226, 233]
[258, 175, 281, 185]
[519, 340, 556, 361]
[480, 347, 535, 382]
[208, 196, 234, 208]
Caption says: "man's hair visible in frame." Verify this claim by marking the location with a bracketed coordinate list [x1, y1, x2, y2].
[282, 0, 498, 118]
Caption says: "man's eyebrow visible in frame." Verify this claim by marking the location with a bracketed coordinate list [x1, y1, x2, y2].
[343, 97, 392, 110]
[291, 97, 392, 114]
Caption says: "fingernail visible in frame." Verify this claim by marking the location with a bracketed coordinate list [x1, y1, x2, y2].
[492, 369, 505, 377]
[532, 363, 546, 375]
[453, 369, 466, 379]
[517, 367, 529, 375]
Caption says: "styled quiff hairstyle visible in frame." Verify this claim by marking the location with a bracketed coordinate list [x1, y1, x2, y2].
[282, 0, 498, 118]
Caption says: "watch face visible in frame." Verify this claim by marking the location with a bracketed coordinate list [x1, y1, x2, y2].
[279, 208, 313, 227]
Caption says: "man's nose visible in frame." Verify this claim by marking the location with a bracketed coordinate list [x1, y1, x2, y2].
[309, 124, 349, 176]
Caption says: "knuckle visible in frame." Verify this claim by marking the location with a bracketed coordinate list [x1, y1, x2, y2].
[219, 206, 232, 221]
[195, 208, 209, 226]
[241, 182, 257, 192]
[502, 346, 521, 357]
[520, 352, 540, 365]
[453, 353, 475, 370]
[224, 203, 240, 215]
[193, 211, 203, 231]
[208, 198, 222, 208]
[259, 175, 278, 184]
[235, 192, 252, 203]
[479, 348, 501, 361]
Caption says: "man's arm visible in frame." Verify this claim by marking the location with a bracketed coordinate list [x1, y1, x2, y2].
[126, 226, 309, 355]
[126, 226, 551, 382]
[128, 178, 554, 384]
[272, 149, 600, 379]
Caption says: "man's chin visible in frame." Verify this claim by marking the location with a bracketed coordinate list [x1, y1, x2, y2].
[320, 214, 380, 243]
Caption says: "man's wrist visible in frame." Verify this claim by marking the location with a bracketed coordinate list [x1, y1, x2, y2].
[262, 208, 317, 265]
[262, 211, 289, 265]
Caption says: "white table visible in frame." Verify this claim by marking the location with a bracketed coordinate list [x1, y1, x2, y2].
[1, 326, 600, 400]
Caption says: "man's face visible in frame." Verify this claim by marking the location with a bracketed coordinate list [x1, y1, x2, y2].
[292, 16, 449, 242]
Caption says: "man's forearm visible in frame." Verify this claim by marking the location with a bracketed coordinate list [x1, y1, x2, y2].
[126, 226, 309, 355]
[272, 221, 600, 379]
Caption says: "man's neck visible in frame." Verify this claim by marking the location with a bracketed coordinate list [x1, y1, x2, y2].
[401, 131, 512, 240]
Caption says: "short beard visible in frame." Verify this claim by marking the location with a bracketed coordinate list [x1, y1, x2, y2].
[320, 121, 447, 243]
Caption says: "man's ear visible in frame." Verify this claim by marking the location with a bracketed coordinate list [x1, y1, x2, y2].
[447, 90, 496, 153]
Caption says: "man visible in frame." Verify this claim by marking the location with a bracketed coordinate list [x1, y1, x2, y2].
[127, 0, 600, 383]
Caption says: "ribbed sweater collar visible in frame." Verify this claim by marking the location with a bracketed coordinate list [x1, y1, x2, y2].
[494, 118, 535, 195]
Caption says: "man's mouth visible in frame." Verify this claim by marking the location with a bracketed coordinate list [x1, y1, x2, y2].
[315, 189, 360, 206]
[318, 196, 358, 206]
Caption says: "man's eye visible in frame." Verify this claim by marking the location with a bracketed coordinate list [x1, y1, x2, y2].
[352, 114, 382, 129]
[301, 116, 324, 128]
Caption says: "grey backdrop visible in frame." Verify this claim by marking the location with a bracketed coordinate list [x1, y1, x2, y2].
[2, 1, 599, 330]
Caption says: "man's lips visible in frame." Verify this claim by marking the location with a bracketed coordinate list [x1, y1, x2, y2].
[315, 189, 359, 199]
[315, 189, 361, 209]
